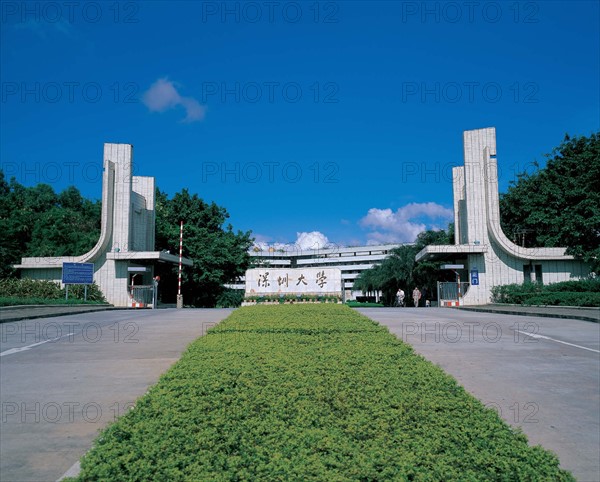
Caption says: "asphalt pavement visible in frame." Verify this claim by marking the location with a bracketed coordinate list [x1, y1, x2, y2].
[0, 305, 122, 323]
[458, 304, 600, 323]
[3, 302, 597, 324]
[357, 307, 600, 482]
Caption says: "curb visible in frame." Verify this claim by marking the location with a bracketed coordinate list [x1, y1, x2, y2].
[457, 306, 599, 323]
[0, 306, 132, 324]
[57, 461, 80, 481]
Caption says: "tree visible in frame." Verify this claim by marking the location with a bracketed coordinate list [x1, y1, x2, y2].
[352, 265, 381, 295]
[0, 174, 101, 276]
[154, 188, 253, 307]
[500, 132, 600, 272]
[411, 227, 455, 301]
[353, 224, 455, 306]
[0, 171, 17, 277]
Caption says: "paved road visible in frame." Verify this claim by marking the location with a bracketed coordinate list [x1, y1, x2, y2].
[357, 307, 600, 482]
[0, 308, 233, 482]
[2, 307, 598, 481]
[458, 304, 600, 323]
[0, 305, 122, 324]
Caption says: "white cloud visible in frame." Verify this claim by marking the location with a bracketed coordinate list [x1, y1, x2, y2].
[359, 202, 453, 244]
[252, 231, 341, 254]
[142, 78, 205, 123]
[296, 231, 330, 250]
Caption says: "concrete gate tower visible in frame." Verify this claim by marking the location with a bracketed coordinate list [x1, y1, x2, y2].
[16, 143, 192, 307]
[416, 127, 590, 305]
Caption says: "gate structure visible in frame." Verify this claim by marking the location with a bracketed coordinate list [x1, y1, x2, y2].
[415, 128, 590, 305]
[128, 285, 156, 308]
[437, 282, 470, 307]
[15, 143, 193, 306]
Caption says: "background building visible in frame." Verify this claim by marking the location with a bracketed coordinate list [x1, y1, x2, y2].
[229, 244, 404, 301]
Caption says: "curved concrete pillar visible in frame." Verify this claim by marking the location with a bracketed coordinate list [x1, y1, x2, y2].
[418, 127, 590, 305]
[15, 143, 191, 306]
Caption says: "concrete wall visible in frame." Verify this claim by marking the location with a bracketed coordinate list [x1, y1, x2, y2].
[106, 143, 133, 254]
[132, 176, 155, 252]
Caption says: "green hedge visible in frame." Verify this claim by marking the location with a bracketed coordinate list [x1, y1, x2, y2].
[0, 278, 106, 304]
[215, 289, 244, 308]
[540, 279, 600, 293]
[491, 280, 600, 307]
[345, 300, 384, 307]
[0, 297, 106, 307]
[524, 292, 600, 307]
[0, 278, 63, 299]
[245, 294, 342, 304]
[69, 305, 572, 481]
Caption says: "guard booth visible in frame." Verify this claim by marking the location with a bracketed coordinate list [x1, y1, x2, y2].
[437, 264, 470, 307]
[127, 266, 157, 308]
[437, 281, 471, 307]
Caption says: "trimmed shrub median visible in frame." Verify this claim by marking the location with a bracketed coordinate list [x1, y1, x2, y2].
[70, 305, 573, 481]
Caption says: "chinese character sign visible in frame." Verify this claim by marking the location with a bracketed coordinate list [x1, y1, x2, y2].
[258, 272, 270, 287]
[245, 268, 342, 296]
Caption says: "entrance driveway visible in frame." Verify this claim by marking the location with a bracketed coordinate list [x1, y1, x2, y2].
[357, 307, 600, 482]
[1, 308, 233, 482]
[2, 307, 598, 481]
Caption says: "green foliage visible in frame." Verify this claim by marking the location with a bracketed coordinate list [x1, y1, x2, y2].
[244, 294, 342, 304]
[0, 172, 101, 277]
[0, 297, 106, 307]
[500, 132, 600, 272]
[69, 305, 573, 481]
[154, 188, 253, 307]
[215, 289, 244, 308]
[525, 292, 600, 307]
[0, 278, 63, 298]
[353, 225, 455, 306]
[491, 280, 600, 306]
[345, 300, 384, 307]
[65, 283, 107, 302]
[0, 278, 106, 304]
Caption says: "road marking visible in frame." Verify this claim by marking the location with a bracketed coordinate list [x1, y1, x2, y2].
[516, 330, 600, 354]
[0, 333, 75, 357]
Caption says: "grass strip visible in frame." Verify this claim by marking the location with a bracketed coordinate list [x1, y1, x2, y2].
[70, 305, 573, 481]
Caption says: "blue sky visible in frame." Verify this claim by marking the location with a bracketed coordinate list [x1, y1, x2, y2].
[1, 1, 598, 249]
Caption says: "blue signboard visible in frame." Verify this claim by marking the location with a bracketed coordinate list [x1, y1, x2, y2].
[62, 263, 94, 285]
[471, 268, 479, 286]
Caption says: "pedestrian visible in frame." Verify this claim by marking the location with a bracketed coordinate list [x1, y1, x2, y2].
[396, 288, 405, 307]
[412, 287, 421, 307]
